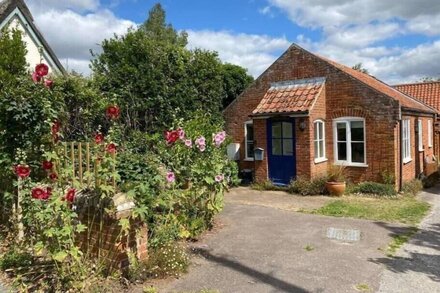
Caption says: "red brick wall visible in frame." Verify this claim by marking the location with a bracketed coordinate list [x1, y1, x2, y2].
[224, 45, 434, 185]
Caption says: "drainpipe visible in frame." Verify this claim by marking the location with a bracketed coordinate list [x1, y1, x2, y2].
[399, 119, 403, 192]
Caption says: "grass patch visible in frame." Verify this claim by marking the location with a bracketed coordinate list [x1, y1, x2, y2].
[385, 227, 418, 257]
[310, 196, 430, 225]
[304, 244, 314, 252]
[354, 283, 370, 292]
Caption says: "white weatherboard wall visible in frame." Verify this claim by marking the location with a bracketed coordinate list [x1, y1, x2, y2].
[0, 8, 61, 74]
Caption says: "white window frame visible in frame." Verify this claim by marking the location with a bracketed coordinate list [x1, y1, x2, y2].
[313, 120, 327, 163]
[418, 119, 424, 152]
[402, 119, 411, 164]
[333, 117, 367, 167]
[428, 119, 433, 148]
[244, 121, 254, 161]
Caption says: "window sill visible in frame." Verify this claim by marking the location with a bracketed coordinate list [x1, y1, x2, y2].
[429, 145, 433, 148]
[334, 162, 368, 168]
[314, 158, 328, 164]
[419, 149, 424, 152]
[403, 158, 412, 164]
[243, 158, 254, 162]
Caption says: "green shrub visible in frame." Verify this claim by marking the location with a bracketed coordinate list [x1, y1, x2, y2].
[251, 180, 288, 191]
[349, 182, 396, 197]
[289, 177, 327, 196]
[0, 250, 33, 270]
[130, 242, 189, 280]
[402, 179, 423, 196]
[380, 170, 396, 185]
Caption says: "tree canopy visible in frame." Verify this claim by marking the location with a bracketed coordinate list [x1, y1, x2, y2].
[0, 28, 27, 82]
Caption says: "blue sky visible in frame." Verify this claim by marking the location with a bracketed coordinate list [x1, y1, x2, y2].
[27, 0, 440, 83]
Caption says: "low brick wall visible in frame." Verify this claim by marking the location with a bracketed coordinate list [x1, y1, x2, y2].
[76, 210, 148, 274]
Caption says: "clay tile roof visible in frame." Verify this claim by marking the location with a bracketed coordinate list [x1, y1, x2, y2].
[314, 54, 435, 114]
[393, 82, 440, 113]
[253, 77, 325, 115]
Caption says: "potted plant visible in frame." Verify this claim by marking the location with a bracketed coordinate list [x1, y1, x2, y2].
[326, 165, 346, 196]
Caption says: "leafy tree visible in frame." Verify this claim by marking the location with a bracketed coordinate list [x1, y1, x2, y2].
[0, 28, 27, 82]
[418, 76, 440, 82]
[352, 63, 369, 74]
[91, 3, 250, 133]
[221, 63, 253, 108]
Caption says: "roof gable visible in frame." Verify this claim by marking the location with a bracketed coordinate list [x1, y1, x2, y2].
[394, 82, 440, 114]
[0, 0, 65, 74]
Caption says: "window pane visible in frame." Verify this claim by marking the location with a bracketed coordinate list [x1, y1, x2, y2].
[246, 124, 254, 141]
[319, 122, 323, 139]
[337, 123, 346, 141]
[319, 140, 324, 158]
[337, 142, 347, 161]
[314, 123, 318, 140]
[314, 141, 319, 159]
[282, 122, 293, 138]
[351, 121, 364, 141]
[272, 123, 282, 138]
[352, 142, 365, 163]
[283, 139, 294, 156]
[272, 139, 282, 155]
[247, 142, 254, 158]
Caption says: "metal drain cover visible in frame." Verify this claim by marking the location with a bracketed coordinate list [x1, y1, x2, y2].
[326, 227, 361, 242]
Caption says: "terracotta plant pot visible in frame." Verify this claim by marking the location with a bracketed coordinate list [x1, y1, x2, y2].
[325, 181, 346, 196]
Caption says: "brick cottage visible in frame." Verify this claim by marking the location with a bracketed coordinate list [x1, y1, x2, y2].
[224, 44, 438, 189]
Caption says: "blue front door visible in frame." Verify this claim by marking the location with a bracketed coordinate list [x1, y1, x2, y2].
[267, 119, 296, 185]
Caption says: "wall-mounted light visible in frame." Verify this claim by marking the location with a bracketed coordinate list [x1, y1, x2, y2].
[299, 118, 307, 131]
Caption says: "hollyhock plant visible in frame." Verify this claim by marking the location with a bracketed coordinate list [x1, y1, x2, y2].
[215, 174, 225, 183]
[42, 160, 53, 170]
[95, 133, 104, 144]
[15, 164, 30, 178]
[106, 143, 117, 154]
[165, 130, 179, 145]
[198, 144, 206, 152]
[106, 105, 120, 120]
[213, 131, 226, 147]
[35, 63, 49, 77]
[65, 188, 76, 203]
[46, 187, 52, 198]
[184, 139, 192, 148]
[32, 71, 41, 83]
[177, 128, 185, 139]
[166, 171, 175, 183]
[49, 173, 58, 181]
[44, 79, 54, 88]
[195, 136, 206, 152]
[51, 120, 61, 134]
[31, 187, 47, 200]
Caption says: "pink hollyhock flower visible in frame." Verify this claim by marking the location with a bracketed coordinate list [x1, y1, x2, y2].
[177, 128, 185, 139]
[164, 130, 179, 145]
[44, 79, 54, 88]
[184, 139, 192, 148]
[42, 160, 53, 170]
[65, 188, 76, 203]
[213, 131, 226, 147]
[215, 174, 224, 183]
[35, 63, 49, 77]
[166, 171, 175, 183]
[32, 71, 41, 83]
[32, 187, 47, 200]
[94, 133, 104, 144]
[198, 144, 206, 152]
[106, 143, 117, 154]
[15, 165, 30, 178]
[106, 105, 120, 120]
[195, 136, 206, 151]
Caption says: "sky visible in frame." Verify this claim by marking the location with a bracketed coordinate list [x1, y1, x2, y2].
[26, 0, 440, 84]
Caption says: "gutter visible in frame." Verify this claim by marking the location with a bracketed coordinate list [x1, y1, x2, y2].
[250, 110, 309, 119]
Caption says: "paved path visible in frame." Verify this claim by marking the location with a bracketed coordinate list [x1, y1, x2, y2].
[377, 186, 440, 293]
[161, 192, 408, 293]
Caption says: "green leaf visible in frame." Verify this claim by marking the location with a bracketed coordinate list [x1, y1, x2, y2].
[53, 251, 68, 262]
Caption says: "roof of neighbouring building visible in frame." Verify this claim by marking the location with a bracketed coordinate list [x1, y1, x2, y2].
[252, 77, 325, 116]
[0, 0, 65, 74]
[393, 81, 440, 113]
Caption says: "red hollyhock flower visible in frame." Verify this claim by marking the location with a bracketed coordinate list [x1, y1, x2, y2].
[32, 187, 47, 200]
[49, 173, 58, 181]
[44, 79, 54, 88]
[51, 120, 61, 134]
[32, 71, 41, 83]
[95, 133, 104, 144]
[65, 188, 76, 203]
[35, 63, 49, 77]
[106, 143, 117, 154]
[106, 105, 120, 120]
[15, 165, 30, 178]
[164, 130, 179, 145]
[42, 160, 53, 170]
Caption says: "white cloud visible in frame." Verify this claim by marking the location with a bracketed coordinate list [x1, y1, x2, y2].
[187, 30, 291, 77]
[27, 0, 100, 12]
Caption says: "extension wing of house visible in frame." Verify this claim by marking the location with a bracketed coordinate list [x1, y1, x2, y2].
[0, 0, 65, 74]
[224, 44, 438, 189]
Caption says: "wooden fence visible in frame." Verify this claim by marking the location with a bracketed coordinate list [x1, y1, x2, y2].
[61, 142, 116, 189]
